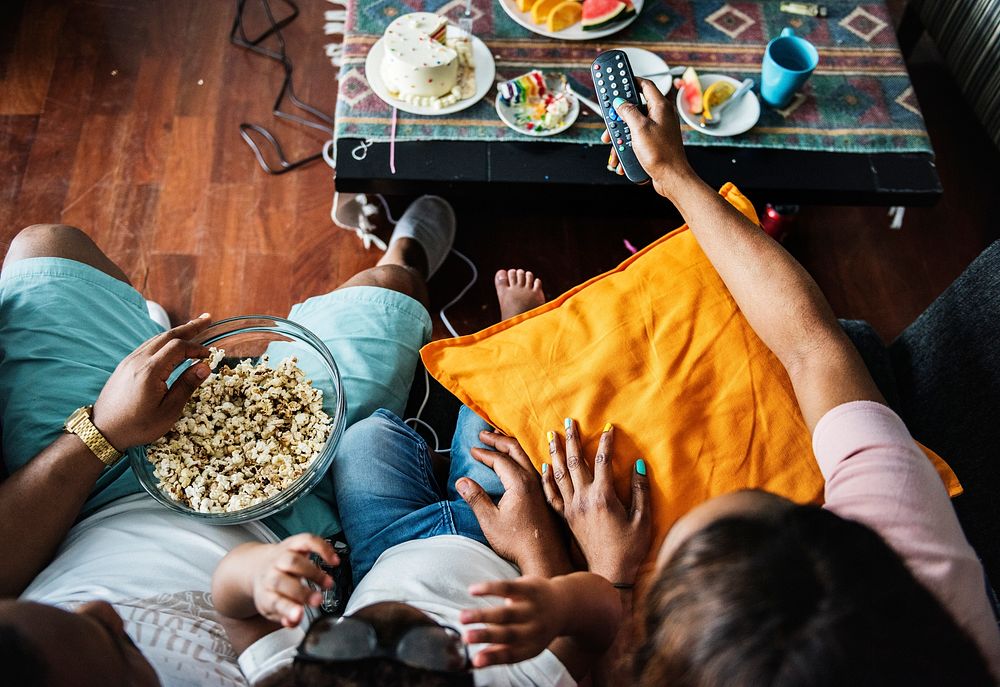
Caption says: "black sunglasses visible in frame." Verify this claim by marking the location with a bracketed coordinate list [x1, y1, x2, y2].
[295, 615, 470, 674]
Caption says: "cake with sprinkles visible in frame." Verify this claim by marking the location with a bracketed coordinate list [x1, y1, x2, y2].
[498, 70, 547, 105]
[380, 12, 474, 109]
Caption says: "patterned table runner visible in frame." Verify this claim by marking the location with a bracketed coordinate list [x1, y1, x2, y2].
[333, 0, 932, 154]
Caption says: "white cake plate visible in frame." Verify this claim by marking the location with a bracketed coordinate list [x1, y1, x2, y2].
[365, 27, 497, 116]
[497, 0, 644, 41]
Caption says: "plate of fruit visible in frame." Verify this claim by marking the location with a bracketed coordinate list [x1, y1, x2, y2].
[497, 0, 643, 40]
[675, 68, 761, 137]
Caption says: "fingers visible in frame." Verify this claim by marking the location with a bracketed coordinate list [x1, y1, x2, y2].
[612, 95, 648, 130]
[477, 431, 535, 472]
[137, 313, 212, 356]
[149, 338, 212, 380]
[541, 462, 563, 515]
[601, 129, 611, 144]
[263, 572, 322, 627]
[630, 459, 650, 525]
[636, 77, 668, 121]
[161, 362, 212, 418]
[593, 423, 614, 485]
[468, 578, 536, 601]
[547, 428, 574, 502]
[472, 643, 524, 668]
[456, 477, 499, 526]
[563, 418, 593, 489]
[282, 533, 340, 569]
[274, 549, 334, 590]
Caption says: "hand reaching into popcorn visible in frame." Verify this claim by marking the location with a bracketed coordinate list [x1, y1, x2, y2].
[92, 313, 215, 451]
[212, 533, 340, 628]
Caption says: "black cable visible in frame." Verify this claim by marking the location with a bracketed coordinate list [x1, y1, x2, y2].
[229, 0, 334, 174]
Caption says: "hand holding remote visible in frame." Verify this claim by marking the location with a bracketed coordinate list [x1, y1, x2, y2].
[602, 77, 696, 201]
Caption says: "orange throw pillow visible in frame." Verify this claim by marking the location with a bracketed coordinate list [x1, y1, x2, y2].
[421, 183, 960, 575]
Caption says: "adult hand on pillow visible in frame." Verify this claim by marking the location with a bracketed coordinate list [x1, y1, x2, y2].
[91, 314, 213, 451]
[541, 420, 651, 586]
[457, 432, 572, 577]
[601, 77, 696, 201]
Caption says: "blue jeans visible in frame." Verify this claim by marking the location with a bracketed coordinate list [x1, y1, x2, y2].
[333, 406, 504, 585]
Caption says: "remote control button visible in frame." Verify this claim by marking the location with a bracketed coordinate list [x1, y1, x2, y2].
[617, 138, 623, 144]
[617, 62, 623, 68]
[610, 121, 618, 128]
[594, 64, 600, 70]
[598, 79, 604, 86]
[600, 87, 606, 94]
[606, 67, 612, 73]
[623, 125, 630, 132]
[618, 145, 625, 151]
[626, 141, 632, 147]
[612, 90, 619, 96]
[620, 70, 626, 76]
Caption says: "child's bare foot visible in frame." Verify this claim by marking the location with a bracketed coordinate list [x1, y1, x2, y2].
[496, 269, 545, 320]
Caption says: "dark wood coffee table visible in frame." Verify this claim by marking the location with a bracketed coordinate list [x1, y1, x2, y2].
[334, 137, 941, 207]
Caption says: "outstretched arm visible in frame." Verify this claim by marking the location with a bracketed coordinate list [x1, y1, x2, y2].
[0, 315, 214, 596]
[611, 82, 883, 429]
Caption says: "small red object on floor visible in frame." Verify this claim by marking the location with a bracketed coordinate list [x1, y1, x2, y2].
[760, 204, 798, 242]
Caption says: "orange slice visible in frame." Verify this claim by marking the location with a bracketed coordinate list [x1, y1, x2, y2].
[517, 0, 537, 11]
[702, 80, 736, 120]
[530, 0, 565, 24]
[546, 0, 582, 31]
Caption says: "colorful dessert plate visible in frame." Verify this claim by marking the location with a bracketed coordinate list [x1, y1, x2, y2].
[495, 90, 580, 137]
[497, 0, 644, 41]
[365, 27, 496, 116]
[676, 74, 761, 137]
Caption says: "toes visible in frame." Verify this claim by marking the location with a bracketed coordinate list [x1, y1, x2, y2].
[525, 271, 535, 285]
[515, 269, 526, 286]
[495, 269, 509, 286]
[507, 268, 517, 287]
[533, 278, 543, 291]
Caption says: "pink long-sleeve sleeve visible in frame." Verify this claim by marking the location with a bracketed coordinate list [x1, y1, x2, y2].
[814, 400, 1000, 678]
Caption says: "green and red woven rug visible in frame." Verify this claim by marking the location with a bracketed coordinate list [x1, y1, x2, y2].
[332, 0, 932, 154]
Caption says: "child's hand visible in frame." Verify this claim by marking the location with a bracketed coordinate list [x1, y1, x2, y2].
[250, 534, 339, 627]
[459, 576, 566, 668]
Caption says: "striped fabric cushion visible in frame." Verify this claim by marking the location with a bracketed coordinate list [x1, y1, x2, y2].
[914, 0, 1000, 149]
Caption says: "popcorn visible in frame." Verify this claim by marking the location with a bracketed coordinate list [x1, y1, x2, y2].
[147, 350, 333, 513]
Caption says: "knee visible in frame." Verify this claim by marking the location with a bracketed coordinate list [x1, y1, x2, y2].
[334, 412, 400, 466]
[343, 265, 429, 307]
[8, 224, 87, 256]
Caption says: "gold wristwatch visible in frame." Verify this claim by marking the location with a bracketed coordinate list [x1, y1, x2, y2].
[64, 405, 123, 466]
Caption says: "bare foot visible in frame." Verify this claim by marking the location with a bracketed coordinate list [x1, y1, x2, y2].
[496, 269, 545, 320]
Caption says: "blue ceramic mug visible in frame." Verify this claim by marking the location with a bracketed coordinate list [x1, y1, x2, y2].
[761, 27, 819, 108]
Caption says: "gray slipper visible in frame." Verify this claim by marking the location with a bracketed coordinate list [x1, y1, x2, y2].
[388, 195, 456, 279]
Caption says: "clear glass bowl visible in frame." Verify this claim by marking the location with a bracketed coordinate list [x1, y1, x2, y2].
[128, 315, 346, 524]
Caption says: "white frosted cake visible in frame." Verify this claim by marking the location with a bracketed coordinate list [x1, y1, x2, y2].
[379, 12, 475, 109]
[381, 13, 457, 98]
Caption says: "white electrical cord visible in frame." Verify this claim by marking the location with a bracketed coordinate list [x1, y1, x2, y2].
[323, 142, 477, 453]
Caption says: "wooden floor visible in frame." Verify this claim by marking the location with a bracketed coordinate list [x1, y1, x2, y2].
[2, 0, 997, 343]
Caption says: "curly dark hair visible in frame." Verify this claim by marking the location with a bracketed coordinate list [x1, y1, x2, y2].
[636, 505, 993, 686]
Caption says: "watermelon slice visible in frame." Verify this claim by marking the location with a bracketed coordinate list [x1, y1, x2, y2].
[582, 0, 634, 31]
[679, 66, 703, 114]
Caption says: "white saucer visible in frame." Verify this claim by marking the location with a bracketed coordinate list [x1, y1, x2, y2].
[497, 0, 644, 41]
[495, 90, 580, 136]
[676, 74, 761, 137]
[365, 27, 496, 116]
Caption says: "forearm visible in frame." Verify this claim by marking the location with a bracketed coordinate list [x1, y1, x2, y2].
[664, 171, 847, 367]
[0, 433, 106, 596]
[547, 572, 622, 680]
[594, 589, 636, 687]
[212, 542, 269, 619]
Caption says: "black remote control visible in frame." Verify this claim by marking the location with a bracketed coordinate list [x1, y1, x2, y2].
[590, 50, 649, 184]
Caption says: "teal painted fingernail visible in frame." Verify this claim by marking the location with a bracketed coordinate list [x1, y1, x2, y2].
[564, 417, 572, 429]
[542, 463, 548, 474]
[635, 459, 647, 476]
[612, 97, 626, 109]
